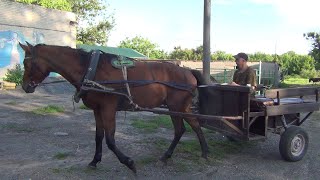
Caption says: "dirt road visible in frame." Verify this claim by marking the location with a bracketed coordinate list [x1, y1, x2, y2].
[0, 84, 319, 179]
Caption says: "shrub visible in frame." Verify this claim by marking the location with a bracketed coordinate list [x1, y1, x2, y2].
[300, 69, 318, 79]
[3, 64, 24, 85]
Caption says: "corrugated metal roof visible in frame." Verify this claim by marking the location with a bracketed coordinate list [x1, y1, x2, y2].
[77, 44, 147, 58]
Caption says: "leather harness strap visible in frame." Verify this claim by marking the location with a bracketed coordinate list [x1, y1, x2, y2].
[74, 50, 102, 103]
[73, 51, 137, 109]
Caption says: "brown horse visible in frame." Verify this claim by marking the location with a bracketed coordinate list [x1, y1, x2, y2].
[19, 42, 208, 173]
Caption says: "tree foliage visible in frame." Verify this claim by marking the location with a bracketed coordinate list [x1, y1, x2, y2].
[304, 32, 320, 69]
[278, 51, 315, 75]
[15, 0, 71, 11]
[211, 51, 233, 61]
[70, 0, 114, 45]
[249, 52, 275, 62]
[14, 0, 114, 45]
[119, 36, 167, 59]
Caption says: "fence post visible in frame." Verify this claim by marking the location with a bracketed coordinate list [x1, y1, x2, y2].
[258, 61, 262, 85]
[223, 69, 227, 83]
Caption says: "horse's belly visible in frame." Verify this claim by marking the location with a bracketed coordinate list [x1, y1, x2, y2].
[130, 83, 166, 108]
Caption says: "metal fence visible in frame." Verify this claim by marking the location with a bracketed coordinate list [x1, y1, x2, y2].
[197, 68, 276, 86]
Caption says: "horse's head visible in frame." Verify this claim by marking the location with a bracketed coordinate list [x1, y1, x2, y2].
[19, 42, 50, 93]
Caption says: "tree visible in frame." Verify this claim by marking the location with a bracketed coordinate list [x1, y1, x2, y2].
[304, 32, 320, 69]
[119, 36, 167, 59]
[169, 46, 193, 60]
[168, 45, 203, 60]
[14, 0, 114, 45]
[249, 52, 274, 62]
[278, 51, 315, 75]
[15, 0, 71, 11]
[70, 0, 114, 45]
[211, 51, 233, 61]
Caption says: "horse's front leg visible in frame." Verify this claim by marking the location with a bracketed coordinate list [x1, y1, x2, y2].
[88, 109, 105, 168]
[100, 104, 137, 173]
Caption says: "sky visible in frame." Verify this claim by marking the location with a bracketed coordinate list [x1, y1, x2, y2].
[107, 0, 320, 55]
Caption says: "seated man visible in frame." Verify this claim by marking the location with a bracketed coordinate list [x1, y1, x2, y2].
[230, 52, 257, 93]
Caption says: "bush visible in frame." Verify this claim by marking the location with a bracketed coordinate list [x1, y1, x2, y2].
[300, 69, 318, 79]
[3, 64, 24, 85]
[278, 52, 315, 75]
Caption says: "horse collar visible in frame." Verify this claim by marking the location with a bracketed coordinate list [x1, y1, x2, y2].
[74, 50, 101, 103]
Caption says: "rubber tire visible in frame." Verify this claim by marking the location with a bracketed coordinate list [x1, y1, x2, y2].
[279, 126, 309, 162]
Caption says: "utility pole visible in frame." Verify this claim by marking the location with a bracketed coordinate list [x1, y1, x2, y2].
[203, 0, 211, 84]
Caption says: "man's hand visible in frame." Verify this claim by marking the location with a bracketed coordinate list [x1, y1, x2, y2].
[229, 82, 240, 86]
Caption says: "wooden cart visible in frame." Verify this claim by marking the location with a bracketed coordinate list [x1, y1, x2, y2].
[197, 85, 319, 161]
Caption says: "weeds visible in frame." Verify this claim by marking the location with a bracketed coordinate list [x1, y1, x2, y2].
[53, 152, 69, 160]
[79, 104, 90, 110]
[131, 115, 192, 133]
[32, 105, 64, 115]
[1, 123, 34, 133]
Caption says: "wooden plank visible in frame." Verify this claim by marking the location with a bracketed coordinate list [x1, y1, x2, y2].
[266, 102, 320, 116]
[249, 111, 265, 117]
[198, 84, 250, 93]
[265, 87, 318, 99]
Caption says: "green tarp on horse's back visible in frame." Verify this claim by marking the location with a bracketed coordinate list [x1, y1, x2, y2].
[77, 44, 147, 59]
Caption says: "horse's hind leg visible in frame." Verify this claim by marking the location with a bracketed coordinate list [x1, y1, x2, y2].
[160, 116, 186, 163]
[184, 117, 209, 159]
[100, 104, 136, 173]
[88, 110, 104, 168]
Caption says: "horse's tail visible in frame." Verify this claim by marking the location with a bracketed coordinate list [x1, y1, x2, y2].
[190, 69, 207, 86]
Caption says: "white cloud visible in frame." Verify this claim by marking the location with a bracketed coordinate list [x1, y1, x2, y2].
[251, 0, 320, 28]
[108, 13, 167, 47]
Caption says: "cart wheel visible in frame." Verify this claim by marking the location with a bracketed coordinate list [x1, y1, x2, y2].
[279, 126, 309, 162]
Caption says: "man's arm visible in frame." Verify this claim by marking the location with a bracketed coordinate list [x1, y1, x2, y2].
[247, 69, 257, 89]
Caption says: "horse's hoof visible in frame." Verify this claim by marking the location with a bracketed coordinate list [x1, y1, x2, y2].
[88, 160, 99, 169]
[201, 153, 208, 159]
[127, 158, 137, 174]
[88, 163, 97, 169]
[159, 156, 168, 165]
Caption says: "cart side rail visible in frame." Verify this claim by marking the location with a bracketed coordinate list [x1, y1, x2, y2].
[265, 87, 319, 99]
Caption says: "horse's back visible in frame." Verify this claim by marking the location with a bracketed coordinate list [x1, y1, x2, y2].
[133, 61, 197, 85]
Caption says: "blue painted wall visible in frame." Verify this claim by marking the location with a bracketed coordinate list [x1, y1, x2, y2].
[0, 31, 26, 68]
[0, 30, 59, 77]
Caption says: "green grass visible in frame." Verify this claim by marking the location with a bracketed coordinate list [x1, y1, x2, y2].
[154, 137, 254, 161]
[131, 120, 159, 133]
[131, 115, 193, 133]
[1, 123, 34, 133]
[32, 105, 65, 115]
[4, 101, 18, 106]
[136, 156, 157, 165]
[53, 152, 69, 160]
[143, 137, 255, 172]
[51, 168, 62, 173]
[79, 104, 90, 110]
[51, 166, 79, 174]
[279, 77, 311, 88]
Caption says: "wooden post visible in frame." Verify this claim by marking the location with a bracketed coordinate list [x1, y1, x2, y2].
[203, 0, 211, 84]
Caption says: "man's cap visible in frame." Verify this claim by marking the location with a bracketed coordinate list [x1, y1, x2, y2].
[233, 52, 248, 61]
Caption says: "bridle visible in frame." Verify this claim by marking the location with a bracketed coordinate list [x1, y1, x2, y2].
[24, 45, 49, 88]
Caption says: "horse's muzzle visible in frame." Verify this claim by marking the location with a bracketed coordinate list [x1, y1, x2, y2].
[22, 81, 37, 93]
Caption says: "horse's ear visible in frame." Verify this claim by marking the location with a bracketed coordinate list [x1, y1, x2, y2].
[19, 42, 30, 52]
[26, 41, 33, 49]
